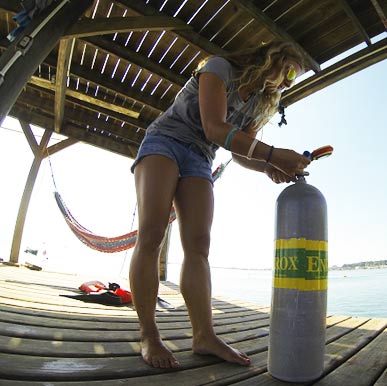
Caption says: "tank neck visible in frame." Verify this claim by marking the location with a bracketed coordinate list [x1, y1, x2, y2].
[295, 175, 307, 184]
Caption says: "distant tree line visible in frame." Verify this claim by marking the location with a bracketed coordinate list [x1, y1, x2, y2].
[331, 260, 387, 270]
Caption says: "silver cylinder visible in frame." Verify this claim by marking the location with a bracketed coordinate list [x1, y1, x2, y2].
[268, 177, 328, 382]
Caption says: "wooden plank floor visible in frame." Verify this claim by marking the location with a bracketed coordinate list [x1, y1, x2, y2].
[0, 264, 386, 386]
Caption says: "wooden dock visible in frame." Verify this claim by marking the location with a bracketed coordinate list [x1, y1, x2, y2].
[0, 264, 386, 386]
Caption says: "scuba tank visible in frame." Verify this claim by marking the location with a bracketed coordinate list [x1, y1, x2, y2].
[268, 146, 332, 382]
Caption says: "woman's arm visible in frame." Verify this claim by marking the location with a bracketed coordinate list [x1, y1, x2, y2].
[198, 72, 310, 178]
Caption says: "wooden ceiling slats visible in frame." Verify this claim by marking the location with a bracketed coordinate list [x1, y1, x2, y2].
[234, 0, 320, 72]
[370, 0, 387, 29]
[63, 16, 191, 39]
[262, 0, 305, 24]
[83, 35, 188, 86]
[121, 0, 227, 54]
[16, 89, 143, 148]
[338, 0, 371, 45]
[24, 82, 149, 136]
[282, 37, 387, 105]
[301, 16, 361, 64]
[1, 0, 386, 159]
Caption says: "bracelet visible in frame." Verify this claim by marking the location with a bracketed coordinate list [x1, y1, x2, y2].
[224, 127, 239, 151]
[266, 145, 274, 163]
[247, 138, 259, 160]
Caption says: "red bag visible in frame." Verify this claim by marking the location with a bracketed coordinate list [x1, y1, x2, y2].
[79, 280, 107, 294]
[113, 287, 132, 304]
[78, 281, 132, 304]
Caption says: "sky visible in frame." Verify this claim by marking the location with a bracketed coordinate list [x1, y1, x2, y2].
[1, 38, 387, 281]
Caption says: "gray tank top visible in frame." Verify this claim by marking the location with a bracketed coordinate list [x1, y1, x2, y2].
[146, 57, 260, 164]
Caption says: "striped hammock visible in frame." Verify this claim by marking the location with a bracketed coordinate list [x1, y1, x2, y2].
[54, 161, 230, 253]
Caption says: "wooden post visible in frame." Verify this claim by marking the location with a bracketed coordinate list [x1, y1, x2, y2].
[10, 122, 52, 263]
[158, 223, 172, 281]
[0, 0, 93, 125]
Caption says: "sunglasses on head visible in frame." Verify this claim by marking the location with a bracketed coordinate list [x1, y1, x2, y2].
[286, 65, 297, 81]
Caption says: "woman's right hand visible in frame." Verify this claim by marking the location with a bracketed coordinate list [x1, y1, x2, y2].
[269, 148, 311, 177]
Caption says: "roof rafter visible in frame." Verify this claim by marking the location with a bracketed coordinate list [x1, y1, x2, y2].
[116, 0, 227, 55]
[82, 35, 188, 87]
[232, 0, 321, 72]
[42, 53, 170, 112]
[28, 77, 148, 133]
[16, 91, 143, 148]
[11, 104, 137, 158]
[54, 38, 74, 133]
[282, 37, 387, 106]
[338, 0, 371, 46]
[63, 16, 192, 39]
[370, 0, 387, 29]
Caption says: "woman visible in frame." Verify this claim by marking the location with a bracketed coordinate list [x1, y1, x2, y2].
[129, 40, 310, 369]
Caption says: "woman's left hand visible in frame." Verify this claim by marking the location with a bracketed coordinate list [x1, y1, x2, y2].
[264, 164, 295, 184]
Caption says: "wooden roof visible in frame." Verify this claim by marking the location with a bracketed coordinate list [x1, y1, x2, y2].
[1, 0, 387, 158]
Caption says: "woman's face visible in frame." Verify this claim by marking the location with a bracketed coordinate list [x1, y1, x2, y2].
[265, 59, 303, 93]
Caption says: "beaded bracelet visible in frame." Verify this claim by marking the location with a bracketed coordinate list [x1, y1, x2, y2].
[224, 127, 239, 150]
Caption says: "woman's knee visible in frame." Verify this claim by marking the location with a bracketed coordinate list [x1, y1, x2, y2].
[181, 233, 211, 258]
[136, 225, 169, 254]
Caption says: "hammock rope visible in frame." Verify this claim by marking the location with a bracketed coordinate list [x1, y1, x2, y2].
[54, 160, 231, 253]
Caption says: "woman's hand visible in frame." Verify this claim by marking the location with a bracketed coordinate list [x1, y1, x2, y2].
[269, 148, 310, 178]
[264, 164, 295, 183]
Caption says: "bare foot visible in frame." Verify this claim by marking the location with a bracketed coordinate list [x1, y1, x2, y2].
[193, 335, 251, 366]
[141, 336, 180, 369]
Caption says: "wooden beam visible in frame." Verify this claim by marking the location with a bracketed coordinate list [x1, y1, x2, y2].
[19, 120, 39, 155]
[47, 137, 78, 157]
[10, 122, 52, 263]
[31, 76, 141, 119]
[15, 92, 143, 147]
[232, 0, 321, 72]
[158, 223, 172, 281]
[9, 105, 137, 159]
[0, 0, 94, 126]
[281, 37, 387, 106]
[370, 0, 387, 30]
[42, 53, 170, 113]
[27, 77, 148, 132]
[338, 0, 371, 46]
[26, 80, 150, 132]
[83, 35, 188, 87]
[54, 39, 74, 133]
[64, 16, 191, 39]
[60, 123, 137, 159]
[69, 61, 170, 112]
[118, 0, 227, 55]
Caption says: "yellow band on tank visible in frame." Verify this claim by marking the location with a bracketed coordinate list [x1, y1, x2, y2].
[275, 238, 328, 250]
[274, 238, 328, 291]
[273, 277, 328, 291]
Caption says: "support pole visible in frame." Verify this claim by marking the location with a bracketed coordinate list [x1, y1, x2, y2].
[10, 122, 52, 263]
[0, 0, 93, 125]
[159, 223, 172, 281]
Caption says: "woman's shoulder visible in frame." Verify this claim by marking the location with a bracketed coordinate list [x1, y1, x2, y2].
[203, 56, 232, 69]
[197, 57, 234, 85]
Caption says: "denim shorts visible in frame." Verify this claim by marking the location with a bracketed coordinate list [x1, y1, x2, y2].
[131, 133, 213, 184]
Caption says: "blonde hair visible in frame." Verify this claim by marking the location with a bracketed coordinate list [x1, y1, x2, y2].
[198, 40, 305, 129]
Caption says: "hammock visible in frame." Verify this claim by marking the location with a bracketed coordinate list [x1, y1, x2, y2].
[54, 161, 230, 253]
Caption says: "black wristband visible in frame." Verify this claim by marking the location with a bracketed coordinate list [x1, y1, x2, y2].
[266, 146, 274, 163]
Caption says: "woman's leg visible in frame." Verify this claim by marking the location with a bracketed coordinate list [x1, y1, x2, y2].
[174, 177, 251, 366]
[130, 155, 180, 368]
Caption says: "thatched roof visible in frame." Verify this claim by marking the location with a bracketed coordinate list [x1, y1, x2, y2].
[1, 0, 386, 158]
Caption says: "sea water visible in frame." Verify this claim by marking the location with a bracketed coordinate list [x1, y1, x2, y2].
[28, 247, 387, 318]
[167, 264, 387, 318]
